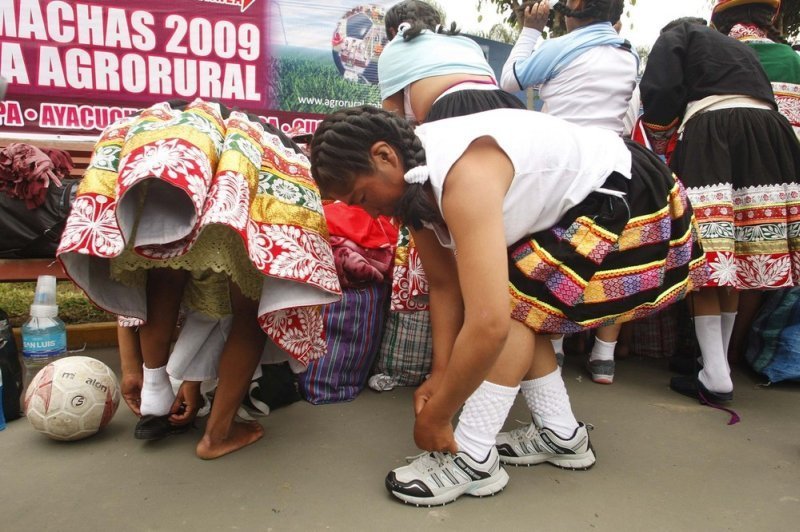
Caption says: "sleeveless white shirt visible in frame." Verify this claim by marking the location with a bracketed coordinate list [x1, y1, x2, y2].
[414, 109, 632, 249]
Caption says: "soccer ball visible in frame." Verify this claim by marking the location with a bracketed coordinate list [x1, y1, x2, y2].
[24, 356, 121, 441]
[331, 4, 388, 84]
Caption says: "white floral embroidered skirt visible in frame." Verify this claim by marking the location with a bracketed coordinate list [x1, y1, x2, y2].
[57, 99, 341, 364]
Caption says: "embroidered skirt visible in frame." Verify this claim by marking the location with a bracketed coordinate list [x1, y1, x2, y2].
[57, 99, 341, 364]
[508, 141, 709, 334]
[670, 107, 800, 289]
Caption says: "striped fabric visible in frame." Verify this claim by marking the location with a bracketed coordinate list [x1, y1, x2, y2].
[298, 283, 389, 404]
[509, 141, 709, 334]
[372, 310, 433, 386]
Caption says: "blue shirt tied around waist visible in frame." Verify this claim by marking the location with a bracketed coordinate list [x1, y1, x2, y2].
[514, 22, 639, 88]
[378, 28, 496, 101]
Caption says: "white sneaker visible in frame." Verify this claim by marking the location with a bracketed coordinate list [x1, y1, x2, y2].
[385, 447, 509, 506]
[495, 421, 596, 469]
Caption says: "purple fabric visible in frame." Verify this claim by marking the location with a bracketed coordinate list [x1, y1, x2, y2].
[298, 283, 389, 404]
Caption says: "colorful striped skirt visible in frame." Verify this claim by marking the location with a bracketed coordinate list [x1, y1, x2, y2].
[508, 140, 709, 334]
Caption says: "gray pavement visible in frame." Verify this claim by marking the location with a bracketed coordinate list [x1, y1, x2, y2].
[2, 348, 799, 531]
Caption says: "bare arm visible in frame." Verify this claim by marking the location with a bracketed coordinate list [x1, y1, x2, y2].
[413, 137, 514, 451]
[408, 227, 463, 375]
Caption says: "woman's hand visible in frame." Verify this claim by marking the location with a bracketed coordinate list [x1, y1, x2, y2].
[168, 381, 202, 426]
[521, 1, 550, 31]
[413, 400, 458, 453]
[120, 371, 143, 417]
[413, 371, 443, 415]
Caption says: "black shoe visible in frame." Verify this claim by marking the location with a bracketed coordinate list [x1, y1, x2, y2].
[134, 414, 192, 440]
[668, 356, 702, 376]
[669, 373, 733, 404]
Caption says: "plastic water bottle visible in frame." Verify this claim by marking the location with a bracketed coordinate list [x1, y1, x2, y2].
[21, 275, 66, 388]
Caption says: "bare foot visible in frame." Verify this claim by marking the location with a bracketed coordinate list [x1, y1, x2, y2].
[196, 421, 264, 460]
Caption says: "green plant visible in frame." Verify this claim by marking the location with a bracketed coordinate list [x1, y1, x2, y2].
[0, 282, 114, 327]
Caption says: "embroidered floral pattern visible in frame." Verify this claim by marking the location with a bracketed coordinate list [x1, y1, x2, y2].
[687, 183, 800, 289]
[57, 98, 341, 363]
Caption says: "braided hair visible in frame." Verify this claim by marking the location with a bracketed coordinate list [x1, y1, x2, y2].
[384, 0, 460, 41]
[711, 4, 789, 44]
[552, 0, 625, 24]
[309, 105, 442, 229]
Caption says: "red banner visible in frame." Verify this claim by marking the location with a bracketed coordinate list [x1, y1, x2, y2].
[0, 0, 272, 136]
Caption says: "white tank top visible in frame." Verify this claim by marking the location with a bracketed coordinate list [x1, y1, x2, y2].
[414, 108, 632, 249]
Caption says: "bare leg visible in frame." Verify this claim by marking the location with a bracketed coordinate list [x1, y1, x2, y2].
[118, 325, 144, 416]
[615, 323, 633, 358]
[595, 323, 623, 343]
[524, 329, 559, 381]
[138, 268, 188, 369]
[196, 282, 266, 459]
[729, 289, 760, 365]
[486, 320, 536, 386]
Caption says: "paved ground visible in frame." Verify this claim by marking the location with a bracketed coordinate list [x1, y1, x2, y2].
[2, 348, 798, 531]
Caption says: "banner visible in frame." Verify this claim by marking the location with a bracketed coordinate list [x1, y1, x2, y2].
[0, 0, 513, 140]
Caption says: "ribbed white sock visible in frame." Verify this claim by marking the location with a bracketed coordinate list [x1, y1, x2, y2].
[140, 364, 175, 416]
[454, 381, 519, 461]
[520, 369, 579, 438]
[551, 335, 565, 355]
[695, 315, 733, 393]
[720, 312, 736, 372]
[589, 338, 616, 362]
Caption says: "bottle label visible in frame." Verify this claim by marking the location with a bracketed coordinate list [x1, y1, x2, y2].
[23, 331, 66, 358]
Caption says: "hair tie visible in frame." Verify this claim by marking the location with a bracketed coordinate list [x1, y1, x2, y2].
[397, 22, 411, 36]
[404, 166, 429, 185]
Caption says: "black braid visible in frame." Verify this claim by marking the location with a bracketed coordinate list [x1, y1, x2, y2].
[309, 105, 443, 229]
[712, 4, 789, 44]
[552, 0, 624, 23]
[384, 0, 460, 41]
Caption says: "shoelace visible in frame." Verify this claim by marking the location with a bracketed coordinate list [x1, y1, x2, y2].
[507, 420, 538, 443]
[405, 451, 451, 473]
[507, 420, 595, 444]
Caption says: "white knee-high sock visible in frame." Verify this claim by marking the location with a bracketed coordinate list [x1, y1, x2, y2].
[140, 364, 176, 416]
[695, 315, 733, 393]
[720, 312, 736, 371]
[454, 381, 519, 461]
[520, 369, 579, 438]
[589, 338, 616, 362]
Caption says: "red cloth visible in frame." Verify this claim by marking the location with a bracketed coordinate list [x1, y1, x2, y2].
[330, 235, 393, 288]
[0, 143, 63, 209]
[324, 202, 398, 250]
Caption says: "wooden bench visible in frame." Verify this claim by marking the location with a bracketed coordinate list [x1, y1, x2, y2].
[0, 258, 67, 282]
[0, 137, 118, 348]
[0, 137, 93, 282]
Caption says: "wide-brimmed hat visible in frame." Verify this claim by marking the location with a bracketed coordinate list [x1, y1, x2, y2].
[712, 0, 780, 16]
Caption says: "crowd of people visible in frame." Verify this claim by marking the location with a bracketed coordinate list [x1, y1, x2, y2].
[53, 0, 799, 507]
